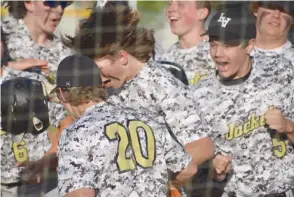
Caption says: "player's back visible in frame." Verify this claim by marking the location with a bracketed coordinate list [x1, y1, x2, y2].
[58, 102, 191, 197]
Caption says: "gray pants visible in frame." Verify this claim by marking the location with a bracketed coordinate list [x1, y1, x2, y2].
[1, 176, 58, 197]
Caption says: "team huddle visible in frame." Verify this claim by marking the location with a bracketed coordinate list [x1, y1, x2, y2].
[1, 1, 294, 197]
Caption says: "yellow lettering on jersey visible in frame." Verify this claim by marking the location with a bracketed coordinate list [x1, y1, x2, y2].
[12, 140, 28, 163]
[106, 123, 136, 172]
[105, 120, 156, 173]
[189, 73, 207, 85]
[224, 106, 287, 158]
[129, 121, 155, 168]
[225, 113, 265, 141]
[272, 133, 287, 158]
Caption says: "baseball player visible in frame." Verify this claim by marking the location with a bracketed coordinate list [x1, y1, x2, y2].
[71, 0, 214, 168]
[1, 76, 57, 197]
[159, 0, 215, 85]
[193, 8, 294, 197]
[1, 43, 71, 196]
[250, 1, 294, 66]
[56, 54, 197, 197]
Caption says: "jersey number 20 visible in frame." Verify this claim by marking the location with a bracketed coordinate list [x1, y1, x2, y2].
[105, 120, 156, 172]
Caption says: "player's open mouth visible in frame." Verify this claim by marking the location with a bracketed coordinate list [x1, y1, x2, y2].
[169, 16, 179, 23]
[216, 61, 229, 72]
[268, 21, 280, 27]
[103, 79, 111, 86]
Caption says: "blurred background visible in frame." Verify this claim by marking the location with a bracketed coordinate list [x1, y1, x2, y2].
[1, 1, 292, 49]
[0, 1, 222, 50]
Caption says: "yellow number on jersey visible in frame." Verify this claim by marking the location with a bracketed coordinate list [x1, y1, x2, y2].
[12, 140, 29, 163]
[105, 123, 136, 172]
[105, 120, 155, 172]
[272, 133, 286, 158]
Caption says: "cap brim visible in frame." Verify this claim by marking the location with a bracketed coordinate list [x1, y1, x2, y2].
[12, 133, 25, 144]
[200, 32, 209, 37]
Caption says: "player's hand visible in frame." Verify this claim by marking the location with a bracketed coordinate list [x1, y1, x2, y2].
[17, 159, 44, 184]
[8, 59, 49, 75]
[265, 109, 288, 133]
[212, 154, 232, 181]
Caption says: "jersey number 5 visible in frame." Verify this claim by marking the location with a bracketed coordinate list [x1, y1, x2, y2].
[105, 120, 156, 172]
[272, 133, 286, 158]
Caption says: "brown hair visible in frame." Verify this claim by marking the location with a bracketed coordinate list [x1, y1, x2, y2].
[60, 86, 107, 106]
[70, 3, 155, 62]
[249, 2, 294, 26]
[249, 2, 261, 14]
[3, 1, 27, 19]
[196, 1, 211, 13]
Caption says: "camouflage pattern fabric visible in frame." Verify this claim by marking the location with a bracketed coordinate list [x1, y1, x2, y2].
[58, 102, 192, 197]
[2, 16, 72, 82]
[192, 55, 294, 196]
[251, 41, 294, 67]
[0, 67, 66, 183]
[107, 60, 210, 146]
[159, 40, 215, 85]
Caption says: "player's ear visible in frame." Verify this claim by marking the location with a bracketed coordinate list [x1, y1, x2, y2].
[246, 39, 255, 55]
[119, 50, 128, 66]
[24, 1, 35, 12]
[198, 7, 209, 21]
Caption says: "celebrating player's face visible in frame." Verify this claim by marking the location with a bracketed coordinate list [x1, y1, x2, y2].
[94, 57, 127, 89]
[210, 41, 251, 79]
[25, 1, 67, 35]
[255, 7, 293, 39]
[166, 1, 201, 36]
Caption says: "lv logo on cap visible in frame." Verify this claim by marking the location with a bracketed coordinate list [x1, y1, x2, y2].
[217, 13, 231, 28]
[66, 81, 71, 87]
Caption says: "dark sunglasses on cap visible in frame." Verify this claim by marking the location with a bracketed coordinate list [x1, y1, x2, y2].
[43, 0, 71, 9]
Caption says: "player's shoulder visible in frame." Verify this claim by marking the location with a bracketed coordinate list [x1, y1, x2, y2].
[253, 54, 293, 74]
[1, 16, 20, 34]
[146, 60, 187, 86]
[192, 73, 216, 99]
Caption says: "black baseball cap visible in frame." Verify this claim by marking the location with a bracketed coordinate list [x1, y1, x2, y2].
[259, 1, 294, 16]
[203, 8, 256, 45]
[56, 54, 102, 88]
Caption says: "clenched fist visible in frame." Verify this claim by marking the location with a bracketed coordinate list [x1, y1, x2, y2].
[264, 109, 288, 133]
[212, 154, 232, 181]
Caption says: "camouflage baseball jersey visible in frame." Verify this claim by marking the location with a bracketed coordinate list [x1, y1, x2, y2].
[251, 41, 294, 66]
[107, 60, 210, 146]
[2, 16, 72, 81]
[0, 67, 66, 183]
[58, 102, 192, 197]
[192, 56, 294, 196]
[159, 40, 215, 85]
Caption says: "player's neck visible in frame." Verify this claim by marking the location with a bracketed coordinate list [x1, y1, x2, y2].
[255, 32, 288, 50]
[72, 101, 100, 118]
[235, 57, 252, 80]
[23, 15, 53, 46]
[126, 55, 145, 81]
[178, 26, 207, 49]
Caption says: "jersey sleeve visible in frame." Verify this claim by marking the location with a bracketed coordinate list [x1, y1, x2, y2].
[156, 70, 210, 145]
[163, 129, 192, 173]
[48, 102, 67, 128]
[57, 121, 103, 196]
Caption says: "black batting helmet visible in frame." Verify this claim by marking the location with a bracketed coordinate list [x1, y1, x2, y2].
[157, 61, 189, 85]
[1, 77, 50, 142]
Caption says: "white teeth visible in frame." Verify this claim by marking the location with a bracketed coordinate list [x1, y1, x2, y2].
[169, 17, 178, 20]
